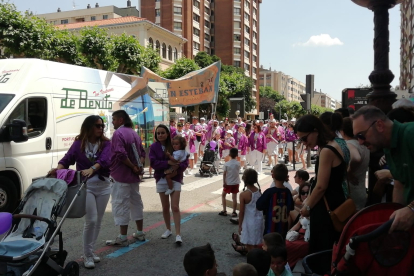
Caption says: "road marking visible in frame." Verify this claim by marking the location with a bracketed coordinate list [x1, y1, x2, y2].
[105, 213, 200, 258]
[106, 240, 150, 258]
[181, 175, 222, 191]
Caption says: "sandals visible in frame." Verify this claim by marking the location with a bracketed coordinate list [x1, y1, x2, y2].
[229, 218, 239, 225]
[218, 211, 227, 216]
[232, 233, 242, 246]
[231, 212, 238, 217]
[231, 243, 248, 256]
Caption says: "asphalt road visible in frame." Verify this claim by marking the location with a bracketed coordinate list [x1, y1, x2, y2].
[45, 160, 313, 276]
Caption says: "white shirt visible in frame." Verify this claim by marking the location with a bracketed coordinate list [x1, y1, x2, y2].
[173, 150, 188, 162]
[223, 159, 241, 185]
[270, 181, 293, 192]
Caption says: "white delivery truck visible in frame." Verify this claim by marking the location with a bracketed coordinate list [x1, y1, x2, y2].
[0, 58, 169, 212]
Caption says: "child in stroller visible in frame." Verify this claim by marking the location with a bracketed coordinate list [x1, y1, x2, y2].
[199, 138, 220, 177]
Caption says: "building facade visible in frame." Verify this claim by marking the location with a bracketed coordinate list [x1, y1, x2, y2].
[140, 0, 261, 115]
[311, 90, 337, 110]
[258, 67, 305, 102]
[38, 5, 186, 70]
[400, 0, 414, 92]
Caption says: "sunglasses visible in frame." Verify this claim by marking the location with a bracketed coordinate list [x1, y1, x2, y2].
[355, 120, 377, 141]
[299, 132, 312, 142]
[95, 124, 105, 129]
[300, 191, 309, 195]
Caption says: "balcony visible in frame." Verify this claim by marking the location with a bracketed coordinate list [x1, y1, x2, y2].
[253, 73, 257, 80]
[210, 41, 215, 48]
[193, 20, 200, 29]
[253, 0, 257, 8]
[210, 27, 215, 35]
[193, 6, 200, 15]
[193, 34, 200, 42]
[210, 2, 214, 10]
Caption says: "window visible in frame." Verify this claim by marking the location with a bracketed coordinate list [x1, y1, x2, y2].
[193, 42, 200, 50]
[61, 19, 68, 24]
[234, 21, 241, 29]
[244, 64, 250, 71]
[174, 22, 182, 30]
[205, 33, 210, 41]
[205, 7, 210, 15]
[91, 16, 96, 21]
[244, 50, 249, 59]
[193, 13, 200, 22]
[103, 15, 108, 19]
[253, 20, 257, 27]
[244, 38, 250, 46]
[204, 20, 210, 28]
[174, 7, 182, 14]
[149, 37, 154, 48]
[168, 45, 172, 60]
[193, 27, 200, 36]
[253, 55, 257, 63]
[8, 98, 47, 138]
[234, 34, 241, 41]
[253, 43, 257, 50]
[155, 9, 161, 16]
[162, 43, 167, 58]
[234, 61, 241, 67]
[245, 25, 250, 33]
[204, 47, 210, 54]
[234, 8, 241, 15]
[244, 13, 250, 21]
[253, 32, 257, 39]
[234, 47, 241, 54]
[253, 8, 257, 16]
[155, 0, 160, 2]
[156, 40, 160, 54]
[193, 0, 200, 9]
[75, 18, 85, 23]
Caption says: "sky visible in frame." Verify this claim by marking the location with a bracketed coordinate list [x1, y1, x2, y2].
[13, 0, 402, 102]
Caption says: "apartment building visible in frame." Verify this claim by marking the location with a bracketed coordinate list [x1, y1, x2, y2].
[140, 0, 262, 114]
[37, 3, 187, 70]
[311, 90, 337, 110]
[258, 67, 305, 102]
[400, 0, 414, 92]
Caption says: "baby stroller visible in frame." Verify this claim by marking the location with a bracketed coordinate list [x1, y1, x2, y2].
[302, 202, 414, 276]
[0, 173, 87, 276]
[199, 142, 219, 177]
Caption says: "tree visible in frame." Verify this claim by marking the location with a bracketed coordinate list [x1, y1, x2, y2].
[194, 51, 214, 68]
[160, 57, 200, 79]
[259, 86, 284, 102]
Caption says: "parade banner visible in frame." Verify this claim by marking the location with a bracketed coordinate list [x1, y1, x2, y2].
[140, 61, 221, 107]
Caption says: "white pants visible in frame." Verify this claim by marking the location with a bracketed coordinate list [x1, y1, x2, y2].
[111, 180, 144, 226]
[251, 150, 263, 173]
[83, 176, 111, 257]
[267, 142, 278, 156]
[194, 140, 201, 154]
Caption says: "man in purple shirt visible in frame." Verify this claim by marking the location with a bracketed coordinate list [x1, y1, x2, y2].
[106, 110, 146, 246]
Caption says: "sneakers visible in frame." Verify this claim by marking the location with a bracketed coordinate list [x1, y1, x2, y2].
[83, 256, 95, 269]
[175, 235, 183, 244]
[187, 170, 193, 175]
[105, 236, 128, 246]
[161, 229, 172, 239]
[92, 253, 100, 263]
[194, 164, 198, 169]
[133, 231, 146, 241]
[165, 188, 175, 195]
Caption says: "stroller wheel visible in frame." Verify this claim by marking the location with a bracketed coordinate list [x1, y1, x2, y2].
[63, 261, 79, 276]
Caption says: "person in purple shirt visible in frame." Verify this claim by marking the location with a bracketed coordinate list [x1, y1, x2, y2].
[50, 115, 111, 269]
[105, 110, 146, 247]
[169, 119, 177, 138]
[285, 123, 298, 166]
[149, 124, 189, 244]
[248, 124, 267, 174]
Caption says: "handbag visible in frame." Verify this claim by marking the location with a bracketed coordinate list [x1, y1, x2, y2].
[323, 143, 356, 232]
[58, 172, 87, 218]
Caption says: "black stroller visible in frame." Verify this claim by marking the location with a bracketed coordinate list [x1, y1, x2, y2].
[199, 142, 219, 177]
[0, 173, 87, 276]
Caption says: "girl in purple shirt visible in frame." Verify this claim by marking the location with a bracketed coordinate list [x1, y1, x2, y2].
[149, 125, 189, 244]
[51, 115, 111, 269]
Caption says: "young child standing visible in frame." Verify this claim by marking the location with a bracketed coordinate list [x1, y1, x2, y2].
[231, 168, 264, 255]
[165, 136, 188, 195]
[222, 130, 236, 162]
[267, 247, 293, 276]
[219, 148, 241, 217]
[256, 164, 294, 239]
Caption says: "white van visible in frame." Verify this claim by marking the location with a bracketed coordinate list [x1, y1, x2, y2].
[0, 58, 169, 212]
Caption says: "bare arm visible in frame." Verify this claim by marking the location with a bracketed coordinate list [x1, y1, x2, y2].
[348, 143, 361, 172]
[289, 219, 301, 232]
[393, 180, 405, 204]
[238, 192, 246, 234]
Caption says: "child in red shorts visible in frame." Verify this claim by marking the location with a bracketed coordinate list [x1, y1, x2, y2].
[219, 148, 241, 217]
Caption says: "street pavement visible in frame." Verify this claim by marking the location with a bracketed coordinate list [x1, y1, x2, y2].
[48, 159, 315, 276]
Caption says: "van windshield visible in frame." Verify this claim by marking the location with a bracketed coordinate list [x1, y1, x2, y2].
[0, 94, 15, 114]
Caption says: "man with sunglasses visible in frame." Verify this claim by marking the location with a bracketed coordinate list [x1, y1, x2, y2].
[353, 106, 414, 233]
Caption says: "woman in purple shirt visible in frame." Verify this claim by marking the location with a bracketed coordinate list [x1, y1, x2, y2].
[248, 125, 267, 174]
[149, 125, 189, 244]
[50, 115, 111, 269]
[285, 123, 298, 166]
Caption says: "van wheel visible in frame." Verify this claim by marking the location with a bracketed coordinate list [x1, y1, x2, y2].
[0, 176, 18, 212]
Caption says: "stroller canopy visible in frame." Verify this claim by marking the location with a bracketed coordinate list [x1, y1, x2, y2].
[24, 178, 68, 198]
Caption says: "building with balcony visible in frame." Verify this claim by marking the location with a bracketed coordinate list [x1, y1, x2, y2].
[311, 90, 338, 110]
[140, 0, 262, 115]
[258, 67, 305, 102]
[400, 0, 414, 92]
[37, 3, 187, 70]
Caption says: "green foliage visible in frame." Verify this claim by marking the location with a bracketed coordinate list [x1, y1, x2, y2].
[0, 2, 161, 75]
[160, 57, 200, 79]
[194, 51, 215, 68]
[259, 86, 284, 102]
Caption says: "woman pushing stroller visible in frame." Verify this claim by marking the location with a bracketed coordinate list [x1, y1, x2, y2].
[49, 115, 111, 269]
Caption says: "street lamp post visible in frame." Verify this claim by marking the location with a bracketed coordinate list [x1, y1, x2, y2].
[267, 109, 270, 120]
[235, 110, 240, 119]
[351, 0, 402, 114]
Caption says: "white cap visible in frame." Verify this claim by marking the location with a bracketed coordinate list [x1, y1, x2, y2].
[212, 120, 218, 123]
[219, 121, 224, 123]
[200, 117, 206, 121]
[226, 130, 233, 135]
[179, 117, 185, 121]
[281, 119, 287, 123]
[270, 119, 276, 123]
[255, 120, 260, 124]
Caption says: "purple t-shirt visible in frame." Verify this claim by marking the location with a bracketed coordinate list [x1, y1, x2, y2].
[59, 140, 111, 178]
[110, 126, 145, 183]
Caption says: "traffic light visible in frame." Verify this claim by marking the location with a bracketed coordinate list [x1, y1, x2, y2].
[300, 93, 311, 111]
